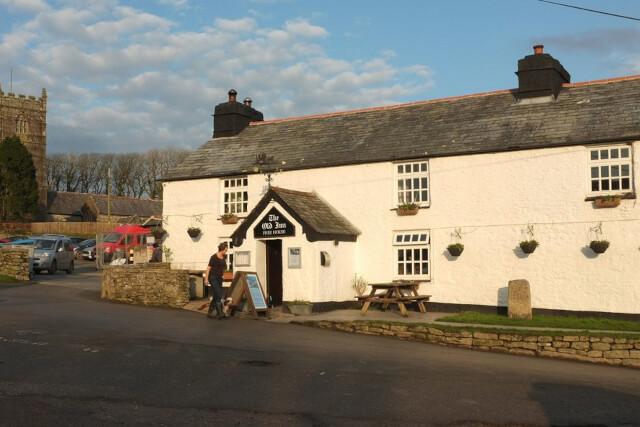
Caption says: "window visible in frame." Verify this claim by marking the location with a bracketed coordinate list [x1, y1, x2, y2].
[222, 176, 248, 214]
[589, 145, 633, 194]
[393, 231, 430, 279]
[395, 161, 429, 206]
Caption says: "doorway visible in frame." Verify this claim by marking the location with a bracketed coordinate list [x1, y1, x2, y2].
[265, 239, 283, 306]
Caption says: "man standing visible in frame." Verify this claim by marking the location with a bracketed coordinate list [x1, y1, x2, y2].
[204, 242, 228, 319]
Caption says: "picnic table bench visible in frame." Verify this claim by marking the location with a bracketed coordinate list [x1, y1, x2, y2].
[358, 282, 431, 317]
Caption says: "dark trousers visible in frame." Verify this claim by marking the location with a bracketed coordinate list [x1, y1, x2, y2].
[208, 276, 224, 313]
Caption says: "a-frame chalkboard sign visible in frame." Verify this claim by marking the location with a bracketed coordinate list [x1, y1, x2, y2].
[227, 271, 268, 318]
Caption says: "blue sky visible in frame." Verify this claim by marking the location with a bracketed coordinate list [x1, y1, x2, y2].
[1, 0, 639, 153]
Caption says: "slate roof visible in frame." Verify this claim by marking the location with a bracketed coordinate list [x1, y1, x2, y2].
[164, 76, 640, 182]
[46, 191, 162, 218]
[231, 187, 360, 244]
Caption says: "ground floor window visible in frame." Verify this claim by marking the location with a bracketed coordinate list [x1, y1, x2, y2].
[219, 238, 235, 271]
[393, 231, 430, 279]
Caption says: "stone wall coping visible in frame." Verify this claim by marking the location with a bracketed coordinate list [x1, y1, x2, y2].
[433, 320, 640, 336]
[295, 320, 640, 369]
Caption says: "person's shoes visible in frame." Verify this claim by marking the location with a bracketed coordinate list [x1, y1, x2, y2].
[207, 312, 214, 318]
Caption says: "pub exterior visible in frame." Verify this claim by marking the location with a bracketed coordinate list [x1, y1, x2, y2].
[162, 46, 640, 316]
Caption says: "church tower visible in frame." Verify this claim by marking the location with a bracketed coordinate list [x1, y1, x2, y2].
[0, 84, 48, 207]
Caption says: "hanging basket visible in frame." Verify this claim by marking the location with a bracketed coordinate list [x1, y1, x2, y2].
[519, 240, 539, 254]
[220, 214, 239, 225]
[187, 227, 201, 238]
[589, 240, 609, 254]
[447, 243, 464, 257]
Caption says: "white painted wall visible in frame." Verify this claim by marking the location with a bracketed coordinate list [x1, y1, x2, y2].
[163, 141, 640, 313]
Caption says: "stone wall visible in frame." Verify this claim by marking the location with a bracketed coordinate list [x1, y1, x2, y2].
[101, 263, 189, 308]
[299, 320, 640, 369]
[0, 247, 32, 281]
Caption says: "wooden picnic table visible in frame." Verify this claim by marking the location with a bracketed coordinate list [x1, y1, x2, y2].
[357, 281, 431, 317]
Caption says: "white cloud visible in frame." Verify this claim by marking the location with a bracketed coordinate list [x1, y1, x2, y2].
[284, 18, 328, 38]
[0, 0, 49, 13]
[0, 2, 435, 153]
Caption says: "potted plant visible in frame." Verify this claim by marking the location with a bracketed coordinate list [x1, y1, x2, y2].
[397, 202, 419, 216]
[447, 243, 464, 257]
[286, 300, 313, 316]
[593, 195, 621, 209]
[351, 274, 368, 297]
[220, 213, 239, 225]
[187, 227, 201, 238]
[519, 240, 539, 254]
[589, 240, 610, 254]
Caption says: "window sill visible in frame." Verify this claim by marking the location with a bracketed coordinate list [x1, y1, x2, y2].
[584, 193, 635, 202]
[393, 277, 431, 283]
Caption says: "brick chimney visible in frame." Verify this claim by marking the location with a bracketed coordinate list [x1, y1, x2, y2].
[516, 45, 570, 99]
[213, 89, 263, 138]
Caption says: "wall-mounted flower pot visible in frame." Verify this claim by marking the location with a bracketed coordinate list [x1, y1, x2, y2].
[589, 240, 609, 254]
[519, 240, 539, 254]
[397, 206, 419, 216]
[593, 197, 621, 209]
[447, 243, 464, 257]
[220, 214, 239, 225]
[187, 227, 201, 238]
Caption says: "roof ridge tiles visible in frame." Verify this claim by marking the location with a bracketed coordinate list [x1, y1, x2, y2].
[249, 74, 640, 127]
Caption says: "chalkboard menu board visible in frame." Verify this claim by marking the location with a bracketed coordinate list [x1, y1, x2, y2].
[246, 273, 268, 310]
[227, 271, 268, 317]
[254, 207, 295, 239]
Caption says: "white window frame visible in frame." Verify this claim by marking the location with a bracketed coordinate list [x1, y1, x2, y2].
[394, 160, 430, 207]
[393, 230, 430, 280]
[221, 176, 249, 215]
[588, 145, 633, 196]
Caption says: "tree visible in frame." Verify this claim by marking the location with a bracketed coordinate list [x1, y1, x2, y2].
[0, 136, 39, 221]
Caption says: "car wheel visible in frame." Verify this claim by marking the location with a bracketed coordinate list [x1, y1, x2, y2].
[49, 260, 57, 275]
[66, 261, 74, 274]
[34, 269, 41, 274]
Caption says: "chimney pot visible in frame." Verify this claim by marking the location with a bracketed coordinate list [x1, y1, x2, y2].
[533, 44, 544, 55]
[243, 97, 252, 107]
[228, 89, 237, 103]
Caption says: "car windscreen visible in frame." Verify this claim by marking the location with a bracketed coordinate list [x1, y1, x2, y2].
[79, 240, 96, 249]
[35, 239, 56, 250]
[103, 233, 121, 243]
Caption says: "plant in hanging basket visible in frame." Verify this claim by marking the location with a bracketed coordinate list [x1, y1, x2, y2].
[397, 202, 419, 216]
[187, 227, 201, 238]
[220, 213, 239, 224]
[593, 195, 621, 209]
[519, 240, 539, 254]
[447, 243, 464, 257]
[589, 240, 610, 254]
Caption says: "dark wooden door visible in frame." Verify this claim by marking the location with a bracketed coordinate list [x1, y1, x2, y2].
[266, 239, 283, 306]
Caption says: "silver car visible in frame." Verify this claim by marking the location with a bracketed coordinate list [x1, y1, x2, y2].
[32, 236, 75, 275]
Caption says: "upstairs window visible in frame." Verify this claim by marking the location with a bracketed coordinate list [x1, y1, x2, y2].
[393, 231, 430, 279]
[589, 146, 633, 194]
[395, 161, 429, 206]
[222, 176, 248, 214]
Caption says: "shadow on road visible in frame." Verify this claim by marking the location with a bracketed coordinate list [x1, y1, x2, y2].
[530, 382, 640, 426]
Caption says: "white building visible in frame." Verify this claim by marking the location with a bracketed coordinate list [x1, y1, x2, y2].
[162, 46, 640, 315]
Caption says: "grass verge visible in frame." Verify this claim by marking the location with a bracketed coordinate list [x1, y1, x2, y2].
[437, 311, 640, 332]
[0, 274, 19, 284]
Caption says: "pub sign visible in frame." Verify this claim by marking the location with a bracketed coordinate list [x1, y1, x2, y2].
[254, 207, 295, 238]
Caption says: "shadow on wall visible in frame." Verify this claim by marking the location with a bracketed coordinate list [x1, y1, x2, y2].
[580, 246, 599, 259]
[529, 382, 640, 426]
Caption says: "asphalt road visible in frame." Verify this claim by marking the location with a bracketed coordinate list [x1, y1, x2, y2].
[1, 263, 639, 426]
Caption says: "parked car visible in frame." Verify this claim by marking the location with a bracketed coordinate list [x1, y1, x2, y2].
[99, 225, 150, 263]
[0, 238, 35, 247]
[0, 235, 29, 244]
[32, 236, 75, 275]
[76, 239, 96, 259]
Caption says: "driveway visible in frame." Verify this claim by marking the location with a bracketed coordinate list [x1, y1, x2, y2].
[1, 266, 639, 426]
